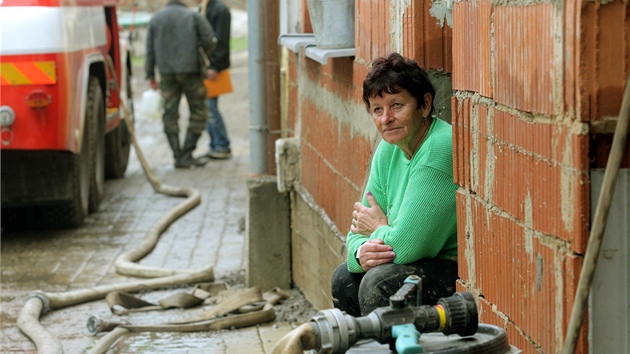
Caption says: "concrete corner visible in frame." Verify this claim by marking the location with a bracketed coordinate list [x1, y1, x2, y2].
[246, 175, 291, 291]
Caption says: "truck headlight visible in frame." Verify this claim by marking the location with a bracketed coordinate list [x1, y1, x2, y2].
[0, 106, 15, 127]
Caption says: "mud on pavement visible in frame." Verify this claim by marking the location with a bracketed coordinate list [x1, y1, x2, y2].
[1, 46, 316, 353]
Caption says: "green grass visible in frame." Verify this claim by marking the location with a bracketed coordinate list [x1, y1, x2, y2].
[132, 55, 144, 68]
[230, 37, 248, 52]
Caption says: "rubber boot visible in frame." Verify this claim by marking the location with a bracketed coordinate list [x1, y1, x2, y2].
[166, 133, 180, 161]
[175, 132, 208, 168]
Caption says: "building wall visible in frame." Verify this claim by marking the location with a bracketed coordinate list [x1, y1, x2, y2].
[280, 0, 629, 353]
[452, 1, 629, 353]
[282, 0, 457, 309]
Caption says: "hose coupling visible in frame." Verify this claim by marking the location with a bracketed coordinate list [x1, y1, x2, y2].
[87, 315, 126, 336]
[25, 291, 52, 314]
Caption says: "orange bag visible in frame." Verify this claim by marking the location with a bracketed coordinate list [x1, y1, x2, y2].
[203, 69, 233, 98]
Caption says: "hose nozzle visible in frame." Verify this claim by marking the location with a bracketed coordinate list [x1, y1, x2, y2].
[309, 292, 478, 353]
[86, 316, 126, 336]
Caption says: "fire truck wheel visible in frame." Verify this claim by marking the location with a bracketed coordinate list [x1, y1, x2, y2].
[88, 77, 106, 212]
[43, 109, 92, 227]
[104, 70, 132, 179]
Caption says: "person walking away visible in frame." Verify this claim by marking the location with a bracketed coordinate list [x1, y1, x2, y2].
[145, 0, 217, 168]
[200, 0, 232, 159]
[330, 53, 459, 317]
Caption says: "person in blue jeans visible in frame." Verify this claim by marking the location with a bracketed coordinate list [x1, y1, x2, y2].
[206, 95, 231, 158]
[201, 0, 232, 159]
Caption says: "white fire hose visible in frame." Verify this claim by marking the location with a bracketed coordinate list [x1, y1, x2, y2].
[16, 56, 217, 353]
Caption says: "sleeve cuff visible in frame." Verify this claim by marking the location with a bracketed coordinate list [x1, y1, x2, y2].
[355, 243, 365, 260]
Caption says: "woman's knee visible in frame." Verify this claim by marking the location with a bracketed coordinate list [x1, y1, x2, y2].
[360, 263, 411, 289]
[358, 263, 410, 315]
[331, 263, 348, 283]
[331, 263, 354, 296]
[330, 263, 363, 316]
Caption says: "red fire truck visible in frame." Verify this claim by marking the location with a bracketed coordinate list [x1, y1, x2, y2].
[0, 0, 134, 227]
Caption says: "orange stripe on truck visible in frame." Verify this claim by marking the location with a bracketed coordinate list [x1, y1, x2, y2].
[0, 61, 56, 86]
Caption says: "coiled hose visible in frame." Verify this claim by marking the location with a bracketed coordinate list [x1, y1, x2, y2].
[16, 56, 214, 353]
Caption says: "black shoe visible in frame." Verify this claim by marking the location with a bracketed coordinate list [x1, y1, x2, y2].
[176, 132, 207, 168]
[175, 152, 208, 168]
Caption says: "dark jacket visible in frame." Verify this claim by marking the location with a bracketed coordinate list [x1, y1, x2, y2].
[145, 0, 216, 79]
[204, 0, 231, 72]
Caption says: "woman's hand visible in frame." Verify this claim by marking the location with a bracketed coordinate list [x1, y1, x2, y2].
[350, 192, 388, 236]
[357, 239, 395, 271]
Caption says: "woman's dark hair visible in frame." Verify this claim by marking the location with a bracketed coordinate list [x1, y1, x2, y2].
[362, 53, 435, 116]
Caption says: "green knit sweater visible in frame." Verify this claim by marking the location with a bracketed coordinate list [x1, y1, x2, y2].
[346, 118, 458, 273]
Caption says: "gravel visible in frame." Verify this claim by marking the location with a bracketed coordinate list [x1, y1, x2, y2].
[218, 269, 319, 324]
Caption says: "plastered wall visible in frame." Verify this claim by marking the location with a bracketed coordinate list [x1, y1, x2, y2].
[280, 0, 629, 353]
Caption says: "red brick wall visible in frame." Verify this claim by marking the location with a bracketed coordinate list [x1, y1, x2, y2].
[585, 0, 630, 168]
[401, 0, 453, 71]
[300, 99, 372, 229]
[356, 0, 391, 62]
[452, 1, 629, 353]
[292, 1, 456, 242]
[284, 0, 628, 352]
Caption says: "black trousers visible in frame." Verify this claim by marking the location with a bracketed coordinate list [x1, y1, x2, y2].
[330, 259, 458, 317]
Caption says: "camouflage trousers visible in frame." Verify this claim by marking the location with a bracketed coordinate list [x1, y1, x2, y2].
[159, 73, 208, 135]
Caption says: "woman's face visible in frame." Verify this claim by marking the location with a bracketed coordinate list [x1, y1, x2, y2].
[368, 89, 431, 156]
